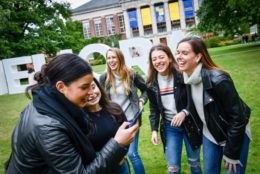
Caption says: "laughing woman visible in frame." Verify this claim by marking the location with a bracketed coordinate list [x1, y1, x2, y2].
[147, 44, 202, 174]
[84, 78, 131, 174]
[100, 48, 148, 174]
[176, 37, 251, 174]
[6, 54, 139, 174]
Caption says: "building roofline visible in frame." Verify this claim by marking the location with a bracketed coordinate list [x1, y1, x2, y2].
[72, 0, 120, 14]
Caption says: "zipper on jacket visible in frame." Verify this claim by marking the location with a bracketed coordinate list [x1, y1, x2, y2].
[211, 114, 228, 138]
[219, 114, 229, 125]
[188, 112, 201, 135]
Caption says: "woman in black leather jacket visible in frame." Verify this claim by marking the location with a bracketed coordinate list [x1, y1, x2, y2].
[147, 44, 202, 174]
[176, 37, 251, 174]
[6, 53, 139, 174]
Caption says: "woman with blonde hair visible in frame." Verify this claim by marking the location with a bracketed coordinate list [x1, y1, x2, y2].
[100, 48, 147, 174]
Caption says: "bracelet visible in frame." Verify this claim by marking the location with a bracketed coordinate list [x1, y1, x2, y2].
[139, 99, 144, 104]
[182, 109, 189, 117]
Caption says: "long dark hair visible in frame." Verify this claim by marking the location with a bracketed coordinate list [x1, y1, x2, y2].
[93, 78, 124, 122]
[26, 53, 93, 98]
[147, 44, 178, 86]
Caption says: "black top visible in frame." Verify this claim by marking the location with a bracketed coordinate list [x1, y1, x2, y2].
[88, 108, 123, 151]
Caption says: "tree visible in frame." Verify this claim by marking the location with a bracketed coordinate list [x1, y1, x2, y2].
[56, 19, 87, 54]
[0, 0, 73, 59]
[196, 0, 260, 36]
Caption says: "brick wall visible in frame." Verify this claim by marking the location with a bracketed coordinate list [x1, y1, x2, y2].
[101, 17, 108, 37]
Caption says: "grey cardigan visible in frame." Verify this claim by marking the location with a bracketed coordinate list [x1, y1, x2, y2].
[99, 71, 148, 117]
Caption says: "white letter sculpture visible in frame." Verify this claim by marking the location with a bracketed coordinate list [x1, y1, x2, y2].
[2, 54, 45, 94]
[119, 38, 152, 76]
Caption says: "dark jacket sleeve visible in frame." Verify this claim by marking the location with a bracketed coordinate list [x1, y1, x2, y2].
[85, 138, 128, 174]
[99, 73, 107, 89]
[133, 72, 148, 104]
[37, 123, 127, 174]
[147, 87, 161, 131]
[213, 77, 247, 160]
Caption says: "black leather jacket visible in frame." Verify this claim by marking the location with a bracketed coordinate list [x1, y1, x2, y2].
[187, 68, 249, 160]
[147, 70, 202, 149]
[6, 103, 127, 174]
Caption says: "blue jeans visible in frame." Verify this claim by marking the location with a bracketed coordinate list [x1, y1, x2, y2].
[113, 160, 131, 174]
[203, 134, 250, 174]
[164, 121, 202, 174]
[128, 129, 145, 174]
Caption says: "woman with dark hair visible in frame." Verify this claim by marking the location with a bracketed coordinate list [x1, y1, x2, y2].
[84, 78, 131, 174]
[147, 44, 202, 174]
[6, 53, 139, 174]
[99, 48, 147, 174]
[176, 36, 251, 174]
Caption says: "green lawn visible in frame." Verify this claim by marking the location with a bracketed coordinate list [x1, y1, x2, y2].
[0, 43, 259, 173]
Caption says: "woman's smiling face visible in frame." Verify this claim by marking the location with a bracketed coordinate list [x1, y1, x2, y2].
[84, 80, 102, 110]
[106, 50, 119, 72]
[59, 73, 94, 108]
[176, 42, 201, 75]
[151, 50, 171, 76]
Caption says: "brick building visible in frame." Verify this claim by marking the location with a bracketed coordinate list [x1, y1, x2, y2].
[72, 0, 201, 45]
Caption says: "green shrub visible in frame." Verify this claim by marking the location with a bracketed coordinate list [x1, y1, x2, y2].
[204, 36, 241, 48]
[204, 37, 222, 48]
[89, 59, 104, 66]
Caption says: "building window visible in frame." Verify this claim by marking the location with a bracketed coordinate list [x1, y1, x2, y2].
[127, 9, 139, 37]
[185, 17, 195, 28]
[132, 27, 139, 37]
[106, 16, 115, 35]
[171, 20, 181, 30]
[144, 25, 153, 35]
[183, 0, 195, 28]
[154, 3, 166, 33]
[83, 21, 91, 38]
[160, 37, 167, 45]
[157, 22, 167, 33]
[118, 15, 125, 33]
[94, 18, 103, 37]
[169, 1, 180, 30]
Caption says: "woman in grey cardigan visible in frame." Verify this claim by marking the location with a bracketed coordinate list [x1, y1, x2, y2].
[100, 48, 148, 174]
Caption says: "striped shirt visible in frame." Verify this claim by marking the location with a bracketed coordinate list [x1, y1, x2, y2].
[157, 73, 177, 121]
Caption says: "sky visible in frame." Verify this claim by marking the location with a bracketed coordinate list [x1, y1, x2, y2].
[55, 0, 91, 9]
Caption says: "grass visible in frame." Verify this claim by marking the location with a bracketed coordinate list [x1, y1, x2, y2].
[0, 94, 30, 170]
[0, 43, 259, 173]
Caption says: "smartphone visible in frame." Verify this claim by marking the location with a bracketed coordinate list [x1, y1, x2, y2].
[129, 108, 143, 127]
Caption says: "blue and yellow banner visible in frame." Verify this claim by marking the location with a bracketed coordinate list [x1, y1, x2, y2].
[183, 0, 194, 19]
[169, 2, 180, 21]
[141, 7, 152, 26]
[155, 4, 165, 23]
[128, 9, 138, 28]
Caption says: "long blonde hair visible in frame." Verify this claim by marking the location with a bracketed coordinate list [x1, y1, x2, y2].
[105, 48, 132, 95]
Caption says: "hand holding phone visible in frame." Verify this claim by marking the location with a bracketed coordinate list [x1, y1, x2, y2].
[129, 108, 143, 127]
